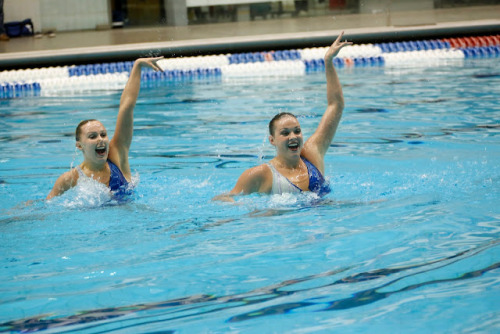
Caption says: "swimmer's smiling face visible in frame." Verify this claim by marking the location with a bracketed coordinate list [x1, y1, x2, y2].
[76, 121, 109, 162]
[269, 115, 303, 157]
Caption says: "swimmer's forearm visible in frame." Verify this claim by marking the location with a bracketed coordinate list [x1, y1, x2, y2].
[325, 62, 344, 109]
[324, 32, 350, 108]
[113, 62, 141, 151]
[46, 182, 68, 200]
[46, 191, 57, 200]
[120, 57, 164, 113]
[115, 58, 164, 150]
[46, 182, 69, 200]
[119, 60, 143, 111]
[46, 170, 77, 200]
[212, 193, 236, 202]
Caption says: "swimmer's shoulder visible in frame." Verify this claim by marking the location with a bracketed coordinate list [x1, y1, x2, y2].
[58, 168, 80, 186]
[47, 168, 79, 200]
[234, 163, 273, 194]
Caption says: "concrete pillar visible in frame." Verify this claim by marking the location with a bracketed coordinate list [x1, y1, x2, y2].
[164, 0, 187, 26]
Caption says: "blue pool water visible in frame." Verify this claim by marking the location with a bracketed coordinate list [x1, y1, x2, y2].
[0, 57, 499, 333]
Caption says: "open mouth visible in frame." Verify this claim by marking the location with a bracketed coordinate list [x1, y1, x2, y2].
[288, 142, 299, 151]
[96, 147, 107, 156]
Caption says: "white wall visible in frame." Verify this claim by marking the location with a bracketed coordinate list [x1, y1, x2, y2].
[359, 0, 435, 26]
[40, 0, 110, 32]
[4, 0, 42, 31]
[4, 0, 110, 33]
[359, 0, 434, 14]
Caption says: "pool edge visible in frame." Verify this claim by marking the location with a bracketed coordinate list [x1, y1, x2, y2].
[0, 19, 499, 68]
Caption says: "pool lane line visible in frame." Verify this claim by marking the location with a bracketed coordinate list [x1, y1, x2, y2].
[1, 35, 500, 99]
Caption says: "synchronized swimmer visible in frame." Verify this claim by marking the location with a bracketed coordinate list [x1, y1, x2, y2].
[214, 32, 351, 201]
[46, 57, 163, 200]
[46, 32, 351, 202]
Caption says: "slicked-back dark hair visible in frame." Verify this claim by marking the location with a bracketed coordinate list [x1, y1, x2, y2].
[75, 119, 98, 141]
[268, 112, 297, 136]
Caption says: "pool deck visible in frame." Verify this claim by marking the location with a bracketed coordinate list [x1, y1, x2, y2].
[0, 5, 499, 69]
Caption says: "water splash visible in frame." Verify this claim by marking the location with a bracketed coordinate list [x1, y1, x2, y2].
[60, 177, 113, 208]
[257, 134, 269, 163]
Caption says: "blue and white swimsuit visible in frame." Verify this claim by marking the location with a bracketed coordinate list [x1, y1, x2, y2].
[76, 159, 131, 198]
[267, 157, 330, 196]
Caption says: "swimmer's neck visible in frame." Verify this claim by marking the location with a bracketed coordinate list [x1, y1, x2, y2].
[272, 155, 302, 170]
[80, 160, 108, 173]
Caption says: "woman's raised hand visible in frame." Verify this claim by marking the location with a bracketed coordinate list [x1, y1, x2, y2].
[324, 31, 353, 62]
[138, 57, 164, 72]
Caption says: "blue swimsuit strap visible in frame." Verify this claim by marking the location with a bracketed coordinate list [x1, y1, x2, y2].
[107, 160, 128, 192]
[301, 156, 329, 194]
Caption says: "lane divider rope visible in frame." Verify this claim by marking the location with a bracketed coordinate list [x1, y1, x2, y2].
[1, 34, 499, 98]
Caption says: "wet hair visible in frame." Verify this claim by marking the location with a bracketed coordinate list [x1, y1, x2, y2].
[75, 119, 98, 141]
[268, 112, 297, 135]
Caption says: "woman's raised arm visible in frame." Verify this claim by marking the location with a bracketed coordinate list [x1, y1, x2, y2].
[111, 57, 163, 157]
[303, 32, 352, 171]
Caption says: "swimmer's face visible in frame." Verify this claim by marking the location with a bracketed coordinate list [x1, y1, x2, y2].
[76, 121, 109, 162]
[269, 116, 303, 157]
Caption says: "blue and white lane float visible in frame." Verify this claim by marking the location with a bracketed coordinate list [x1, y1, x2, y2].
[1, 35, 499, 98]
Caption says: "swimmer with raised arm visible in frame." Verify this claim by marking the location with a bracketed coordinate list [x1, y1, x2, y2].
[46, 57, 163, 200]
[214, 32, 352, 201]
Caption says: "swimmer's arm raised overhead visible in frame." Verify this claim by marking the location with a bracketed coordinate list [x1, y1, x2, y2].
[303, 32, 352, 172]
[212, 164, 272, 202]
[46, 168, 79, 200]
[110, 57, 163, 175]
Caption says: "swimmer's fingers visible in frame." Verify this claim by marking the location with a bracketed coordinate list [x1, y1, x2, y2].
[138, 57, 164, 72]
[333, 31, 353, 48]
[325, 31, 353, 60]
[147, 57, 165, 72]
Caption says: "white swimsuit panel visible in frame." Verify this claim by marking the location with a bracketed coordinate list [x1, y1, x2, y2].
[267, 163, 301, 194]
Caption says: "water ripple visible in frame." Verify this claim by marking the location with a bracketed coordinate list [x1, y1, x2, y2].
[1, 240, 497, 333]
